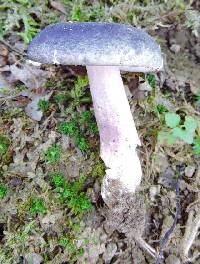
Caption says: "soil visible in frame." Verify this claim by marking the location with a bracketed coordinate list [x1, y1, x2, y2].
[0, 1, 200, 264]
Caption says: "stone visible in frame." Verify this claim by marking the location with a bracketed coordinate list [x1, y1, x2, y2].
[185, 165, 195, 178]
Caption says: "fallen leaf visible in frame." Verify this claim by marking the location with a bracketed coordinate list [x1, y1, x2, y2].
[9, 62, 50, 89]
[25, 92, 53, 121]
[50, 0, 67, 14]
[0, 73, 14, 98]
[0, 44, 8, 67]
[189, 80, 200, 95]
[128, 75, 139, 95]
[139, 81, 152, 91]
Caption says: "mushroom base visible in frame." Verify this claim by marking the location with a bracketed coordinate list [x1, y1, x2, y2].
[86, 66, 142, 200]
[104, 178, 146, 238]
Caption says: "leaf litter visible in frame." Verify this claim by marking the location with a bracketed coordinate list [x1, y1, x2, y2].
[0, 1, 200, 264]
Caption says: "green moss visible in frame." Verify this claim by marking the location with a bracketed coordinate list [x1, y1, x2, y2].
[58, 110, 98, 153]
[45, 145, 62, 163]
[1, 1, 194, 263]
[91, 162, 106, 178]
[29, 197, 47, 216]
[54, 93, 68, 105]
[0, 0, 59, 44]
[75, 136, 89, 152]
[146, 73, 156, 89]
[0, 135, 12, 167]
[51, 173, 65, 188]
[38, 99, 49, 112]
[51, 173, 93, 216]
[0, 184, 7, 199]
[0, 135, 10, 156]
[57, 220, 85, 262]
[193, 136, 200, 155]
[5, 220, 36, 251]
[58, 120, 78, 137]
[80, 111, 98, 135]
[17, 14, 40, 44]
[58, 119, 89, 152]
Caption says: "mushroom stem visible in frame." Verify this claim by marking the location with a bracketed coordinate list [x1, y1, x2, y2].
[86, 65, 142, 199]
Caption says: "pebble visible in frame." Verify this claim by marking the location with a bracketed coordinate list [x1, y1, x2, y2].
[185, 165, 195, 178]
[149, 185, 160, 201]
[159, 167, 176, 188]
[170, 44, 181, 53]
[165, 255, 181, 264]
[24, 253, 43, 264]
[103, 243, 117, 263]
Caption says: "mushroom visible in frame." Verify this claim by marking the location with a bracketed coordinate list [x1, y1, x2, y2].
[28, 22, 163, 202]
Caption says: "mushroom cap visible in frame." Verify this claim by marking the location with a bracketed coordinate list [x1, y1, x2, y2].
[28, 22, 163, 72]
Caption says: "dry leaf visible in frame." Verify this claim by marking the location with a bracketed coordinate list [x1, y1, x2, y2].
[25, 92, 53, 121]
[9, 62, 50, 89]
[50, 0, 67, 14]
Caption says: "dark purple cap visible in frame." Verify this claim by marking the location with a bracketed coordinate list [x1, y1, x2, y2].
[28, 22, 163, 72]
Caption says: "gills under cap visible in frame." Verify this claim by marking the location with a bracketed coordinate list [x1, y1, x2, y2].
[28, 22, 163, 72]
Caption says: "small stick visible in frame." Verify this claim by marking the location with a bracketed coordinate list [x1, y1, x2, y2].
[155, 176, 181, 264]
[181, 210, 200, 259]
[0, 39, 25, 56]
[135, 236, 157, 259]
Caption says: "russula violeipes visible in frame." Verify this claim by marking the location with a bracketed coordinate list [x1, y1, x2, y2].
[28, 22, 163, 202]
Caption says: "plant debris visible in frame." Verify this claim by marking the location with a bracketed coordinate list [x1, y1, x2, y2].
[0, 1, 200, 263]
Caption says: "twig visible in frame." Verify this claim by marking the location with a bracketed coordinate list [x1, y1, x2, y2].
[190, 252, 200, 262]
[181, 210, 200, 259]
[0, 93, 23, 101]
[135, 236, 157, 259]
[0, 39, 25, 57]
[155, 176, 181, 264]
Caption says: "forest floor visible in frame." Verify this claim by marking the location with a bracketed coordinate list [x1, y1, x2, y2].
[0, 0, 200, 263]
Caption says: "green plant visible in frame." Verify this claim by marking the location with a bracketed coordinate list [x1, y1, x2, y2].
[6, 220, 36, 249]
[58, 220, 85, 262]
[17, 14, 40, 44]
[54, 93, 68, 105]
[56, 76, 97, 153]
[147, 73, 156, 89]
[58, 120, 78, 137]
[69, 76, 89, 104]
[156, 104, 168, 114]
[45, 145, 62, 163]
[75, 136, 89, 152]
[185, 10, 200, 38]
[153, 103, 168, 120]
[29, 197, 47, 216]
[80, 111, 98, 135]
[68, 192, 92, 215]
[59, 236, 76, 251]
[0, 184, 7, 199]
[71, 0, 86, 21]
[51, 173, 65, 188]
[0, 135, 10, 156]
[193, 136, 200, 155]
[59, 236, 84, 258]
[91, 162, 106, 178]
[51, 173, 93, 216]
[195, 90, 200, 105]
[69, 0, 105, 22]
[58, 109, 98, 153]
[38, 99, 49, 112]
[0, 0, 59, 44]
[15, 0, 29, 4]
[58, 119, 89, 152]
[158, 112, 197, 144]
